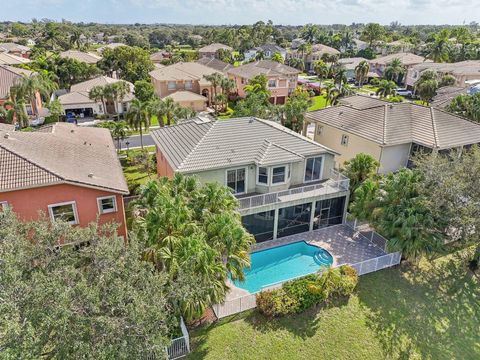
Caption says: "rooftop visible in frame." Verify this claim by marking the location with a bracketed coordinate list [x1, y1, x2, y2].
[306, 95, 480, 149]
[59, 50, 102, 64]
[198, 43, 233, 53]
[370, 52, 427, 66]
[0, 42, 30, 53]
[70, 76, 134, 94]
[0, 123, 128, 194]
[165, 90, 208, 102]
[151, 117, 336, 173]
[227, 60, 299, 79]
[0, 52, 31, 65]
[196, 57, 233, 72]
[149, 61, 221, 82]
[410, 60, 480, 76]
[57, 91, 96, 105]
[0, 65, 34, 99]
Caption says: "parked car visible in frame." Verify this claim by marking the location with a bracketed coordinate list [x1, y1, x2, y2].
[66, 112, 77, 124]
[29, 117, 45, 127]
[396, 88, 413, 97]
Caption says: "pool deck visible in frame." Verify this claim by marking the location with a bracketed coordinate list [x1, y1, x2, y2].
[225, 224, 386, 301]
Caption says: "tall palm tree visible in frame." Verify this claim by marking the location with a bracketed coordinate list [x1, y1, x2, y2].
[203, 73, 224, 114]
[341, 153, 380, 198]
[385, 58, 406, 85]
[89, 86, 107, 117]
[334, 67, 348, 88]
[220, 77, 235, 112]
[325, 84, 340, 106]
[0, 100, 28, 128]
[126, 99, 150, 149]
[12, 74, 51, 119]
[313, 60, 328, 88]
[376, 80, 397, 98]
[111, 81, 131, 119]
[111, 121, 130, 152]
[354, 60, 370, 88]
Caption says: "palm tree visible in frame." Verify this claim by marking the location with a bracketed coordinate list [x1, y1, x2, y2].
[112, 81, 131, 119]
[89, 86, 107, 117]
[255, 50, 265, 60]
[325, 84, 340, 106]
[313, 60, 328, 88]
[0, 100, 28, 128]
[334, 67, 348, 88]
[271, 52, 284, 64]
[415, 70, 439, 105]
[342, 153, 380, 198]
[12, 74, 51, 119]
[111, 121, 130, 152]
[385, 58, 406, 85]
[126, 99, 150, 149]
[354, 60, 370, 88]
[219, 77, 235, 112]
[376, 80, 397, 98]
[203, 73, 224, 114]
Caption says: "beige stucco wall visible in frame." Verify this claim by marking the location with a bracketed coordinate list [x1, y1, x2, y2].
[379, 143, 411, 173]
[183, 152, 336, 195]
[313, 122, 382, 167]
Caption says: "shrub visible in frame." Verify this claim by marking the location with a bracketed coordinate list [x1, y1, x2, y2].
[369, 77, 380, 86]
[256, 289, 298, 317]
[337, 265, 359, 296]
[387, 95, 404, 103]
[283, 275, 325, 312]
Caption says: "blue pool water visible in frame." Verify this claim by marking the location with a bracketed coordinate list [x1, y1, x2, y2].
[233, 241, 333, 294]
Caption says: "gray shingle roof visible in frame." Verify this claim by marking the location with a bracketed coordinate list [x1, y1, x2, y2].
[0, 65, 34, 99]
[306, 95, 480, 149]
[0, 123, 128, 193]
[151, 117, 336, 173]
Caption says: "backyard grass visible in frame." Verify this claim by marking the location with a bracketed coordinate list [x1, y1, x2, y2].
[189, 246, 480, 360]
[119, 146, 156, 186]
[308, 95, 327, 111]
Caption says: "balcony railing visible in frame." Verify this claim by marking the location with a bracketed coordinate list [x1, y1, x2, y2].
[237, 169, 349, 211]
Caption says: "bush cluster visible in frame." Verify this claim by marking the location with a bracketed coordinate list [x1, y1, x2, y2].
[256, 266, 358, 317]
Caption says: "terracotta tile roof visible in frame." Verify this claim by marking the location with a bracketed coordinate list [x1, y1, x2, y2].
[306, 95, 480, 149]
[0, 123, 128, 193]
[149, 61, 221, 82]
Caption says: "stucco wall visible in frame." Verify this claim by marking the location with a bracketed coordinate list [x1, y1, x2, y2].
[156, 148, 175, 178]
[0, 184, 127, 237]
[379, 143, 411, 173]
[313, 122, 383, 167]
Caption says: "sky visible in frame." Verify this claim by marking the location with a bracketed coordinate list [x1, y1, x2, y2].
[0, 0, 477, 25]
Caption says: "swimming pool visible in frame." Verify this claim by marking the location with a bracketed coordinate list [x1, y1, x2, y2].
[233, 241, 333, 294]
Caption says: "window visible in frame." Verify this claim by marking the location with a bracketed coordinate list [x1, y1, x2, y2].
[48, 201, 78, 225]
[258, 167, 269, 185]
[185, 80, 193, 90]
[226, 168, 246, 194]
[341, 134, 349, 146]
[272, 166, 286, 184]
[268, 79, 277, 88]
[167, 81, 176, 90]
[0, 201, 8, 211]
[317, 125, 324, 135]
[97, 196, 117, 214]
[304, 157, 323, 182]
[122, 102, 128, 112]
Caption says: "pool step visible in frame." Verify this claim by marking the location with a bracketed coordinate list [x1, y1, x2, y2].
[313, 251, 332, 266]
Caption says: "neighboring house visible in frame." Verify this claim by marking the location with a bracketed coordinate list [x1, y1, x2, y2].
[149, 61, 222, 106]
[196, 57, 233, 72]
[57, 76, 134, 118]
[97, 43, 127, 54]
[431, 86, 469, 109]
[286, 44, 340, 72]
[337, 57, 368, 80]
[304, 95, 480, 173]
[380, 40, 415, 56]
[151, 117, 349, 242]
[165, 91, 208, 112]
[0, 52, 31, 65]
[150, 51, 171, 64]
[291, 38, 306, 49]
[0, 65, 43, 123]
[244, 44, 287, 62]
[405, 60, 480, 89]
[369, 52, 427, 79]
[227, 60, 300, 105]
[198, 43, 233, 59]
[0, 42, 31, 58]
[0, 123, 129, 237]
[59, 50, 102, 64]
[352, 39, 368, 52]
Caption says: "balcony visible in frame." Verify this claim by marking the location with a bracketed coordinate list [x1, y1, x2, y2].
[236, 169, 350, 211]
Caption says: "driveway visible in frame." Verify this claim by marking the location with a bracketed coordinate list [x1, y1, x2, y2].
[116, 134, 155, 150]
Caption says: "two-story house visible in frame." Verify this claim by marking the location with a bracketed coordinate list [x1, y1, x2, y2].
[149, 62, 222, 109]
[198, 43, 233, 59]
[0, 123, 129, 237]
[227, 60, 300, 105]
[304, 95, 480, 173]
[286, 44, 340, 72]
[244, 44, 287, 62]
[369, 53, 427, 81]
[151, 117, 349, 242]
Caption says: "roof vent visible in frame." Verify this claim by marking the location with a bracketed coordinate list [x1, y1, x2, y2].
[249, 118, 255, 123]
[88, 173, 94, 178]
[3, 133, 9, 139]
[339, 111, 343, 115]
[71, 129, 75, 133]
[389, 104, 393, 109]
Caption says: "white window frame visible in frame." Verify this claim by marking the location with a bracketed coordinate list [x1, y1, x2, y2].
[257, 166, 269, 186]
[341, 134, 349, 146]
[167, 81, 176, 90]
[48, 201, 79, 225]
[97, 196, 118, 214]
[225, 167, 248, 195]
[304, 156, 325, 183]
[271, 165, 288, 185]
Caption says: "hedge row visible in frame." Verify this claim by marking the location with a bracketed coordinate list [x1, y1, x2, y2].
[256, 265, 358, 317]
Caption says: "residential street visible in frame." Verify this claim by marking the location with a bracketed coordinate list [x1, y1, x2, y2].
[117, 134, 155, 150]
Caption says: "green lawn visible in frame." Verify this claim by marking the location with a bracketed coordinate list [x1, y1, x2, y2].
[119, 146, 156, 186]
[189, 246, 480, 360]
[308, 95, 327, 111]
